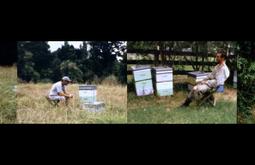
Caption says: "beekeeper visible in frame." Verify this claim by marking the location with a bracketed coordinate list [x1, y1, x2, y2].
[180, 49, 230, 107]
[47, 76, 74, 105]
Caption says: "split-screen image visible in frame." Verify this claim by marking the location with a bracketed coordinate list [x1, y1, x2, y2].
[0, 41, 254, 124]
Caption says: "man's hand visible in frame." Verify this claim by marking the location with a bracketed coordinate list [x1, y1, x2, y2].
[201, 80, 208, 84]
[197, 80, 206, 85]
[58, 92, 73, 98]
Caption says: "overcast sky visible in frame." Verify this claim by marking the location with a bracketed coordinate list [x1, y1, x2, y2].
[48, 41, 83, 52]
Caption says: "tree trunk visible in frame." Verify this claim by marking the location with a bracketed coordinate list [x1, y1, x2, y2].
[201, 41, 208, 71]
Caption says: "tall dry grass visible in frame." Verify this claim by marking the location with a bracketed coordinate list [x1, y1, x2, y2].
[0, 66, 17, 123]
[17, 83, 127, 123]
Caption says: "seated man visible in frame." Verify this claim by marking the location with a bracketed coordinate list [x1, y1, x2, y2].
[47, 76, 74, 106]
[180, 49, 230, 107]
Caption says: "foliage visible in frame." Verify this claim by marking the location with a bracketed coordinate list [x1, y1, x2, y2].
[237, 41, 255, 123]
[17, 41, 127, 84]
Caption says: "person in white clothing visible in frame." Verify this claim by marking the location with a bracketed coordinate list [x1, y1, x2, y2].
[180, 49, 230, 107]
[46, 76, 74, 106]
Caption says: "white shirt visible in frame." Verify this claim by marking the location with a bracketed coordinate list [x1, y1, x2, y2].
[206, 62, 230, 87]
[48, 81, 66, 96]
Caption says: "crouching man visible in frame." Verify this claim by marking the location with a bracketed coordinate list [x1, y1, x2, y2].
[46, 76, 74, 106]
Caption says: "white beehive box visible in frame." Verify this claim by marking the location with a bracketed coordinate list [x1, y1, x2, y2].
[135, 79, 154, 96]
[79, 85, 105, 112]
[79, 85, 97, 103]
[155, 81, 173, 96]
[81, 101, 105, 112]
[132, 66, 152, 81]
[187, 71, 209, 90]
[131, 65, 154, 96]
[152, 67, 173, 96]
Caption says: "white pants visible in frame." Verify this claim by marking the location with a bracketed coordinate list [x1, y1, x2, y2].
[48, 95, 66, 101]
[188, 83, 211, 100]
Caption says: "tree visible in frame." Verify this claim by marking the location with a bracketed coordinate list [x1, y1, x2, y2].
[237, 41, 255, 123]
[17, 41, 53, 82]
[113, 41, 127, 84]
[60, 60, 83, 83]
[17, 42, 41, 82]
[17, 41, 127, 85]
[75, 41, 95, 83]
[55, 42, 77, 61]
[88, 41, 118, 78]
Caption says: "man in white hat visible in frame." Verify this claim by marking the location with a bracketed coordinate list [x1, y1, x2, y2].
[46, 76, 74, 106]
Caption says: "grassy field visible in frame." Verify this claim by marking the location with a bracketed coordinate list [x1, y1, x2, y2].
[17, 83, 127, 124]
[0, 66, 17, 123]
[127, 87, 237, 124]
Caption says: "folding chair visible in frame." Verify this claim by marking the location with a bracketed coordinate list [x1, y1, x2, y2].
[197, 85, 224, 107]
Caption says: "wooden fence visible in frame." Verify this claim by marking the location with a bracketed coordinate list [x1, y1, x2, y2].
[127, 49, 236, 75]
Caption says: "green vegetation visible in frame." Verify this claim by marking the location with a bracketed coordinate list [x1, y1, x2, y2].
[128, 89, 237, 124]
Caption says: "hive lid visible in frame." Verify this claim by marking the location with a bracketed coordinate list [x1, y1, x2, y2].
[187, 71, 209, 77]
[79, 85, 97, 90]
[152, 67, 173, 72]
[131, 65, 151, 71]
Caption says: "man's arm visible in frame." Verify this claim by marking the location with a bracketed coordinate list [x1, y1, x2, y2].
[216, 66, 230, 86]
[56, 85, 73, 98]
[201, 66, 217, 83]
[63, 88, 73, 98]
[199, 73, 212, 84]
[58, 91, 73, 98]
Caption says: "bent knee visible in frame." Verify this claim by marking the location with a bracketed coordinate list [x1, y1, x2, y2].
[59, 96, 66, 101]
[193, 86, 198, 91]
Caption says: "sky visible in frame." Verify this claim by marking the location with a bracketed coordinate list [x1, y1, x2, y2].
[48, 41, 83, 52]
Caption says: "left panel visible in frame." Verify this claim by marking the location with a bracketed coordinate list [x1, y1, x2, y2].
[0, 41, 17, 123]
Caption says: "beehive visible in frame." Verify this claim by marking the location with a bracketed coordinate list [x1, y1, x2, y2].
[81, 101, 105, 112]
[152, 67, 173, 96]
[187, 71, 209, 90]
[79, 85, 105, 112]
[131, 66, 154, 96]
[79, 85, 97, 103]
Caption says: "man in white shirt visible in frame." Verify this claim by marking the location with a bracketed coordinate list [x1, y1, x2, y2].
[180, 49, 230, 107]
[47, 76, 74, 106]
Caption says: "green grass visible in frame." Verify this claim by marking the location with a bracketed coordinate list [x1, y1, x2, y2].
[127, 89, 237, 124]
[0, 66, 17, 123]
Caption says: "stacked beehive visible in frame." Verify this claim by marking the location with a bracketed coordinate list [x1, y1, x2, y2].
[152, 67, 173, 96]
[131, 66, 154, 96]
[79, 85, 105, 112]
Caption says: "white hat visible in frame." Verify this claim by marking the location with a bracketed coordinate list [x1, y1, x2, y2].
[62, 76, 71, 82]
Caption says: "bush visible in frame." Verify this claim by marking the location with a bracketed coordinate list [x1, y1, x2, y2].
[40, 78, 53, 83]
[237, 41, 255, 123]
[101, 75, 119, 86]
[89, 75, 99, 84]
[60, 60, 83, 83]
